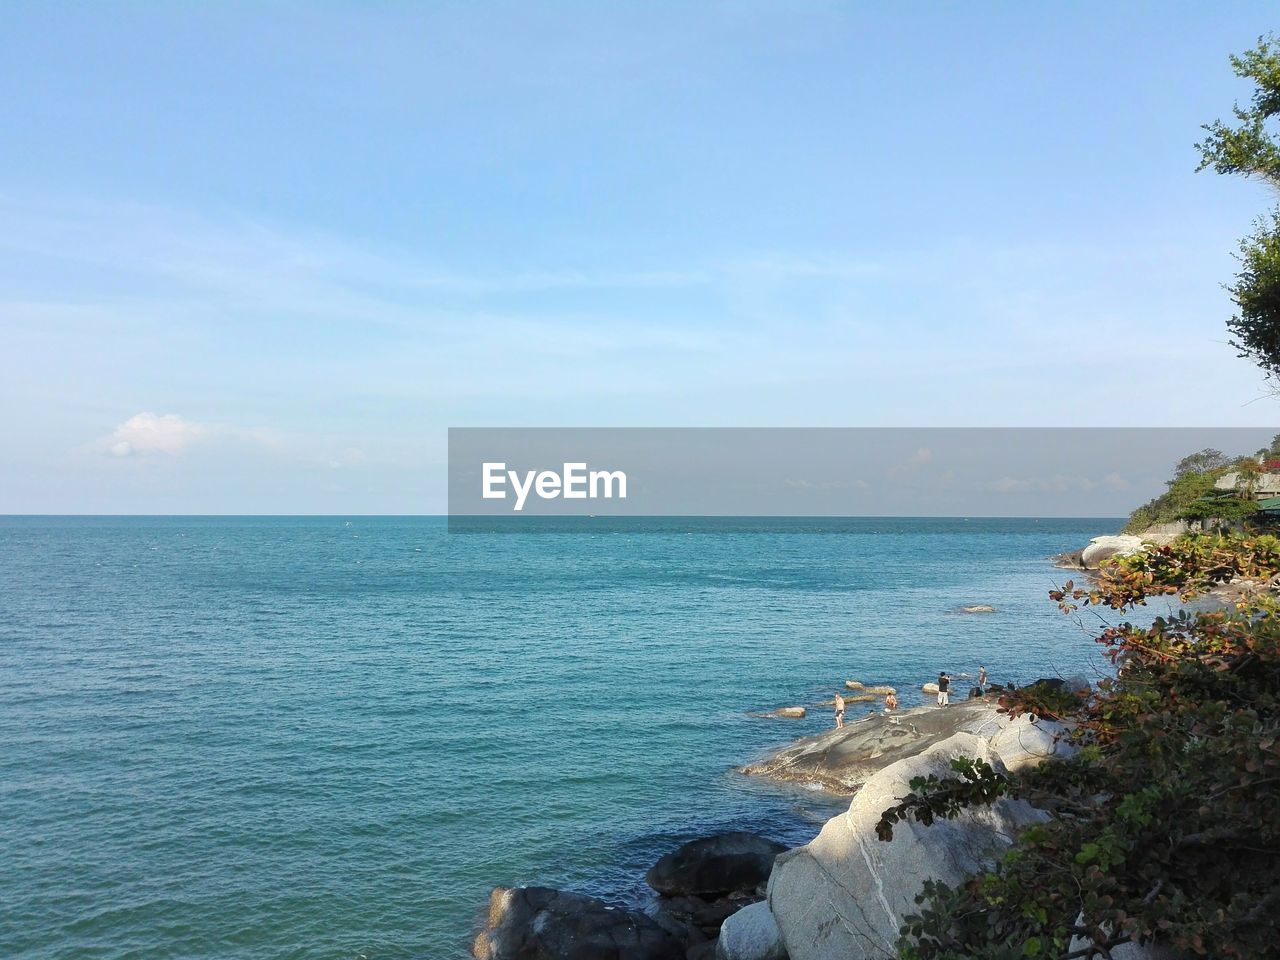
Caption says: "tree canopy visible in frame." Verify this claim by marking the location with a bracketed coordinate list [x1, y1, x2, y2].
[1198, 36, 1280, 377]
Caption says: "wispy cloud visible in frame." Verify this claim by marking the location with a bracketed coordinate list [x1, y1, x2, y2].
[982, 473, 1132, 494]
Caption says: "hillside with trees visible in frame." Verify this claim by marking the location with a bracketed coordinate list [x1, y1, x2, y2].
[1122, 438, 1280, 532]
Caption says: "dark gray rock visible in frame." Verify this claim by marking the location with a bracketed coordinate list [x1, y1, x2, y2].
[657, 890, 761, 937]
[645, 833, 787, 898]
[473, 886, 686, 960]
[1051, 548, 1086, 569]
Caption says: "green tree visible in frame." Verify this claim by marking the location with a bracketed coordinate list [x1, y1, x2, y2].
[1197, 36, 1280, 377]
[1174, 447, 1228, 476]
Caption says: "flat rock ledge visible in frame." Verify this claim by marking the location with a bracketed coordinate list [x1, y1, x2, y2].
[739, 700, 1007, 794]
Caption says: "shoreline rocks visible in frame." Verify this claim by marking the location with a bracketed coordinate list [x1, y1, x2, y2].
[1081, 534, 1145, 569]
[715, 902, 786, 960]
[474, 690, 1085, 957]
[645, 833, 787, 900]
[473, 887, 687, 960]
[767, 731, 1049, 960]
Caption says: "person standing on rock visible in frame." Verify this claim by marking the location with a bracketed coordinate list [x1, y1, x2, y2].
[833, 692, 846, 728]
[937, 672, 950, 707]
[977, 665, 988, 694]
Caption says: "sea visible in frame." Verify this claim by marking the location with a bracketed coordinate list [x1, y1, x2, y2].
[1, 516, 1157, 959]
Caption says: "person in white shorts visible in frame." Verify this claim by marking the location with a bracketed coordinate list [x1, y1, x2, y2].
[937, 672, 951, 707]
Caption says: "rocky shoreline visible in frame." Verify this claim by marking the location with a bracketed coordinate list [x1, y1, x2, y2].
[469, 690, 1083, 960]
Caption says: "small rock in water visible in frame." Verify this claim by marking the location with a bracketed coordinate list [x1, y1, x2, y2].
[772, 706, 806, 718]
[862, 685, 896, 695]
[646, 832, 788, 898]
[844, 680, 865, 690]
[921, 682, 940, 695]
[961, 604, 997, 613]
[473, 886, 685, 960]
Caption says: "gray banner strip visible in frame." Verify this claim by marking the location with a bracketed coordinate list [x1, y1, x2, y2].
[448, 427, 1278, 528]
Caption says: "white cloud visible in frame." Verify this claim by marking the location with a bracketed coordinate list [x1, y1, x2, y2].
[99, 412, 208, 457]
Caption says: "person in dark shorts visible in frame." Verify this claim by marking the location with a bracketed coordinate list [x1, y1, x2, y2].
[833, 692, 846, 728]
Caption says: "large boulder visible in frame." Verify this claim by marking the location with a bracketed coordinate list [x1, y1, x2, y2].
[990, 715, 1075, 772]
[1080, 535, 1146, 570]
[716, 902, 787, 960]
[767, 732, 1047, 960]
[646, 833, 788, 898]
[473, 886, 686, 960]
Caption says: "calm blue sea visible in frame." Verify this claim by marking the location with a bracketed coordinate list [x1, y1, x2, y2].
[1, 516, 1142, 959]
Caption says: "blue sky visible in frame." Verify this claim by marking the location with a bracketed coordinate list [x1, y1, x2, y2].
[2, 2, 1279, 513]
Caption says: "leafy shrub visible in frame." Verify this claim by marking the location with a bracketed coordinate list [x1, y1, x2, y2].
[883, 534, 1280, 959]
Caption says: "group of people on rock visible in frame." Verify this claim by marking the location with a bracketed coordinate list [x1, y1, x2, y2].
[831, 664, 989, 728]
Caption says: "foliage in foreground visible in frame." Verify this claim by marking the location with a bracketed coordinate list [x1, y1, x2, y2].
[880, 533, 1280, 959]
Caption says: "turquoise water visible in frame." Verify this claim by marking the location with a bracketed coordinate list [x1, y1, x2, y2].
[2, 516, 1129, 959]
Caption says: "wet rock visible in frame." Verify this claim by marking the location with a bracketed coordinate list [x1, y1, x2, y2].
[473, 886, 685, 960]
[772, 707, 806, 719]
[658, 894, 752, 938]
[1051, 548, 1086, 569]
[961, 604, 996, 613]
[646, 833, 788, 899]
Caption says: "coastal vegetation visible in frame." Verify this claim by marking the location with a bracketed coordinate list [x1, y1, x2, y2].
[876, 534, 1280, 959]
[1120, 454, 1256, 532]
[867, 39, 1280, 959]
[1121, 439, 1280, 534]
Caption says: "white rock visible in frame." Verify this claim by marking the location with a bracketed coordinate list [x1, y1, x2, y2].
[768, 732, 1046, 960]
[716, 902, 787, 960]
[1081, 535, 1146, 569]
[921, 682, 939, 695]
[1068, 930, 1177, 959]
[989, 715, 1075, 772]
[774, 707, 806, 719]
